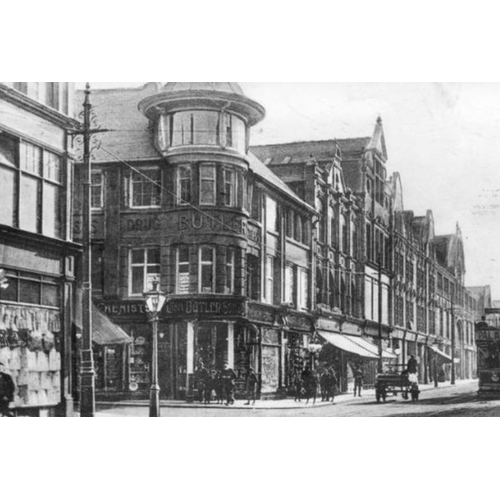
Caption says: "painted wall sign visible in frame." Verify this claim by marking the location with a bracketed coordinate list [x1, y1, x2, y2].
[165, 297, 246, 317]
[96, 301, 147, 317]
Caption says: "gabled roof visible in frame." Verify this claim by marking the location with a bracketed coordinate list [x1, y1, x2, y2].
[366, 117, 388, 160]
[247, 152, 315, 211]
[76, 83, 162, 163]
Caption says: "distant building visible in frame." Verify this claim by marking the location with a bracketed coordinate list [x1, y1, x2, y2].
[0, 82, 80, 416]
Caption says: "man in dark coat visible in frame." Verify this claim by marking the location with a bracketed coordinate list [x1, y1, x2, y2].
[407, 355, 418, 374]
[221, 363, 237, 406]
[0, 363, 15, 417]
[328, 368, 338, 403]
[353, 364, 364, 397]
[245, 368, 259, 406]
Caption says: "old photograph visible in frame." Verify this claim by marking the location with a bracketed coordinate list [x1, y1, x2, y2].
[1, 81, 499, 418]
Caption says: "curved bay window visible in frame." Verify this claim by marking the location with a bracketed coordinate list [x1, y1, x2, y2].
[156, 110, 247, 154]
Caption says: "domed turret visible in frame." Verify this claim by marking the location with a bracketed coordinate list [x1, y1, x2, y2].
[162, 82, 245, 96]
[138, 82, 265, 158]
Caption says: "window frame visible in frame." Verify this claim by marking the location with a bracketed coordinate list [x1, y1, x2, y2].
[91, 170, 104, 211]
[265, 255, 275, 304]
[199, 245, 216, 294]
[130, 166, 161, 209]
[176, 246, 191, 295]
[177, 164, 192, 206]
[129, 248, 161, 297]
[225, 247, 235, 295]
[199, 163, 217, 206]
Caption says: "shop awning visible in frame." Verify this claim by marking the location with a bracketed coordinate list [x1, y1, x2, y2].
[429, 345, 459, 364]
[318, 331, 379, 359]
[75, 297, 132, 346]
[348, 336, 398, 359]
[91, 305, 132, 346]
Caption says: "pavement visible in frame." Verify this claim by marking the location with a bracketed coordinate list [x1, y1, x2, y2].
[91, 379, 476, 417]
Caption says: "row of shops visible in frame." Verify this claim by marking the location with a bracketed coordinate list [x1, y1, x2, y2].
[86, 298, 466, 401]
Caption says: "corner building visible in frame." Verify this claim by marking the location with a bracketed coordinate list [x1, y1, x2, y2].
[77, 83, 317, 400]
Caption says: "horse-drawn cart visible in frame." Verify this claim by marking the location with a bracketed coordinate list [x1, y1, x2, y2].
[375, 370, 420, 403]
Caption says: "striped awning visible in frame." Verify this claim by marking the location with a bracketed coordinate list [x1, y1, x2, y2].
[318, 331, 379, 359]
[348, 336, 398, 360]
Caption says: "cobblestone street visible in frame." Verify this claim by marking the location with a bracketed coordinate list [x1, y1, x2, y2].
[93, 381, 499, 417]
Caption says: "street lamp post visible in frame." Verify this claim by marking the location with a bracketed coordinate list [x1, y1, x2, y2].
[143, 280, 167, 418]
[378, 255, 384, 374]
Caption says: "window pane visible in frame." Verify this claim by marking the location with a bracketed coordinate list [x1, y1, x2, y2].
[42, 283, 60, 307]
[194, 111, 220, 145]
[178, 165, 191, 205]
[201, 265, 214, 293]
[177, 247, 190, 294]
[20, 279, 41, 304]
[0, 276, 18, 302]
[132, 250, 145, 264]
[132, 168, 161, 207]
[42, 183, 60, 238]
[201, 246, 214, 263]
[172, 112, 194, 146]
[0, 134, 17, 168]
[266, 197, 277, 232]
[200, 165, 216, 205]
[131, 268, 144, 295]
[19, 175, 39, 232]
[231, 115, 246, 153]
[0, 167, 16, 226]
[21, 143, 41, 175]
[43, 151, 62, 183]
[91, 172, 103, 209]
[223, 168, 235, 206]
[148, 248, 160, 264]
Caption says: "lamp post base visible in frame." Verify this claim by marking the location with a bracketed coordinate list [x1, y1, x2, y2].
[150, 385, 161, 418]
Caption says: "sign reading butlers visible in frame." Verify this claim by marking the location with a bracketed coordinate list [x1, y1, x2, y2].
[165, 298, 246, 317]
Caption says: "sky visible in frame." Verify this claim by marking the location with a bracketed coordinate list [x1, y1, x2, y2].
[77, 83, 500, 297]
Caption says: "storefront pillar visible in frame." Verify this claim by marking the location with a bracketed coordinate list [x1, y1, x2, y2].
[228, 323, 235, 368]
[186, 322, 195, 400]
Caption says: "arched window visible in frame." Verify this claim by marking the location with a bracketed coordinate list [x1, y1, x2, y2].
[340, 276, 347, 313]
[329, 272, 336, 309]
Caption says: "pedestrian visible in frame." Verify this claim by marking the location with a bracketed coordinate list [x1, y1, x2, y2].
[302, 366, 317, 405]
[294, 372, 303, 402]
[328, 368, 338, 403]
[320, 370, 330, 402]
[195, 364, 209, 403]
[407, 355, 418, 375]
[353, 363, 364, 397]
[221, 363, 237, 406]
[214, 370, 224, 405]
[0, 363, 15, 417]
[245, 368, 259, 406]
[204, 370, 214, 405]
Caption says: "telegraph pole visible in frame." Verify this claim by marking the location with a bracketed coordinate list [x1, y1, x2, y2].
[451, 288, 456, 386]
[80, 83, 95, 417]
[378, 254, 383, 373]
[69, 83, 111, 417]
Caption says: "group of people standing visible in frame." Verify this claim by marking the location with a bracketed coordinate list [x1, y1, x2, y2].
[195, 364, 259, 407]
[294, 366, 338, 405]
